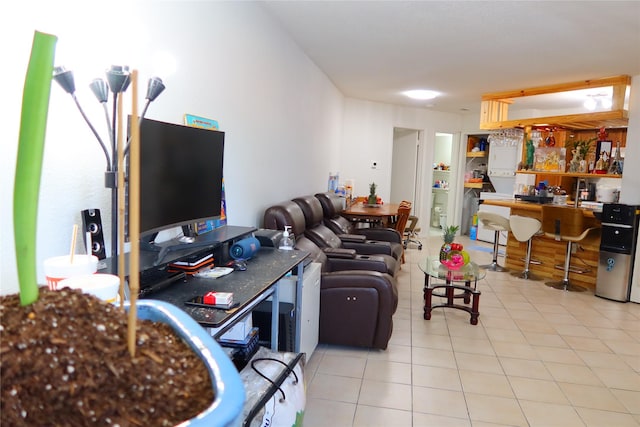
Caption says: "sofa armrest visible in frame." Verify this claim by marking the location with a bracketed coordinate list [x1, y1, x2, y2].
[321, 270, 397, 303]
[338, 233, 367, 243]
[341, 240, 393, 257]
[356, 228, 402, 244]
[326, 254, 389, 274]
[323, 247, 357, 259]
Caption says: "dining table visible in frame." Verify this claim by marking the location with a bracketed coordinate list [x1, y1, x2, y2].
[341, 202, 400, 228]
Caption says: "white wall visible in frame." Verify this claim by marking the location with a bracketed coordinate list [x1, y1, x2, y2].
[339, 98, 462, 226]
[434, 134, 453, 166]
[620, 75, 640, 205]
[1, 2, 343, 295]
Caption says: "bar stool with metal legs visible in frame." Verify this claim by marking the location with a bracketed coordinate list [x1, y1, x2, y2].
[541, 205, 600, 292]
[509, 215, 542, 280]
[477, 211, 510, 272]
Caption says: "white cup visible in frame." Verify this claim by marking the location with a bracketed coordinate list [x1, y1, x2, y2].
[59, 273, 120, 303]
[43, 254, 98, 290]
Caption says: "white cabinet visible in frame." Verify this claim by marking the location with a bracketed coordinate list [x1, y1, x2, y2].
[277, 262, 321, 358]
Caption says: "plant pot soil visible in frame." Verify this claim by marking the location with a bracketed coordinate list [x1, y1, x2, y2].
[1, 287, 214, 426]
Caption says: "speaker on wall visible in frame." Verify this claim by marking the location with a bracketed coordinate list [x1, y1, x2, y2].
[81, 208, 106, 260]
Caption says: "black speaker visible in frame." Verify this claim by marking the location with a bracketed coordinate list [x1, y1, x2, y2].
[81, 209, 106, 260]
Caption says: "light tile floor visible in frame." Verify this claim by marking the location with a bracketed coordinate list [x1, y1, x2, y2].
[303, 232, 640, 427]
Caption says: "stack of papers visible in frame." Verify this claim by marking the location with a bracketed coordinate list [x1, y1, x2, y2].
[194, 267, 234, 279]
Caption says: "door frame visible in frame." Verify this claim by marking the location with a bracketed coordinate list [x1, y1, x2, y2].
[391, 128, 424, 215]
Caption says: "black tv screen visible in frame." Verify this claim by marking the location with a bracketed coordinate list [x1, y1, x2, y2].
[136, 117, 224, 237]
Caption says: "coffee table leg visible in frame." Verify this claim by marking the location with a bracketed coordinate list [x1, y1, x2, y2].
[470, 293, 480, 325]
[464, 280, 471, 304]
[423, 275, 433, 320]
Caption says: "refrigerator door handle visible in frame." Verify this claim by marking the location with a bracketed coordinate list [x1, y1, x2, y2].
[601, 222, 633, 229]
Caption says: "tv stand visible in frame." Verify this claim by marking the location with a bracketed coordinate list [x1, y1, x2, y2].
[100, 225, 258, 275]
[140, 236, 220, 266]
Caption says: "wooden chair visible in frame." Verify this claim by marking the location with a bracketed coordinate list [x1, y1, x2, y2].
[541, 205, 600, 292]
[393, 201, 412, 263]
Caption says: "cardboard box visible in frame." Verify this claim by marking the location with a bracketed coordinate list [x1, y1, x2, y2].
[221, 314, 253, 341]
[203, 291, 233, 306]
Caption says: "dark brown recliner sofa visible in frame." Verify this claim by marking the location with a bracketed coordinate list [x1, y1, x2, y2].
[314, 191, 404, 260]
[291, 195, 400, 276]
[263, 200, 398, 350]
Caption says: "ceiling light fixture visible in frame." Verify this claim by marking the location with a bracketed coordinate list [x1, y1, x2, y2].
[403, 89, 439, 100]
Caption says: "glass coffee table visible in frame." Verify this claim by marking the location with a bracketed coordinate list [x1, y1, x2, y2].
[419, 256, 486, 325]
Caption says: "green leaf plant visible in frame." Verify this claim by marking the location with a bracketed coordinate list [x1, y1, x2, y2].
[14, 31, 57, 305]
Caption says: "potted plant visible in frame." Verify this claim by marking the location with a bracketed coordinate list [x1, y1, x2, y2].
[568, 137, 596, 173]
[368, 182, 378, 205]
[3, 31, 245, 426]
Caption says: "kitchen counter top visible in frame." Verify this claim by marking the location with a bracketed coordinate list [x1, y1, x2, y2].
[481, 199, 599, 219]
[480, 198, 601, 290]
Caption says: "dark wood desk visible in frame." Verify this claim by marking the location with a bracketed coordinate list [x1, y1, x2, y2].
[145, 248, 309, 334]
[98, 225, 310, 350]
[341, 202, 400, 227]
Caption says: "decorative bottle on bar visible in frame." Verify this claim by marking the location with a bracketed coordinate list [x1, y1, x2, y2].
[608, 141, 623, 175]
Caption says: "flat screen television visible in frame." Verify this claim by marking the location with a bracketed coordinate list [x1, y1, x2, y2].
[128, 117, 225, 262]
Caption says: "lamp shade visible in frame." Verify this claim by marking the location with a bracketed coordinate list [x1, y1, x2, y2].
[89, 78, 109, 103]
[52, 66, 75, 94]
[146, 77, 165, 102]
[105, 65, 130, 93]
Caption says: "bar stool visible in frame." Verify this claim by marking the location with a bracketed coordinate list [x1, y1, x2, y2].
[509, 215, 542, 280]
[541, 205, 599, 292]
[477, 211, 510, 272]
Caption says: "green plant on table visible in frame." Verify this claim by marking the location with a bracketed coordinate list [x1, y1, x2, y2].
[368, 182, 377, 204]
[442, 225, 459, 244]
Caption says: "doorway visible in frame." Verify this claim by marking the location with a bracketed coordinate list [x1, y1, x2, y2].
[390, 127, 423, 217]
[429, 133, 455, 234]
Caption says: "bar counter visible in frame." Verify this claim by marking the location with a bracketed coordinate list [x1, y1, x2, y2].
[481, 199, 601, 290]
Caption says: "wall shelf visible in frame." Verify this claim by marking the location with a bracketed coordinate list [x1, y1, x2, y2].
[464, 182, 485, 189]
[466, 151, 487, 158]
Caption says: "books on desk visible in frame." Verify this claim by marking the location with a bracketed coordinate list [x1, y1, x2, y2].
[168, 252, 214, 275]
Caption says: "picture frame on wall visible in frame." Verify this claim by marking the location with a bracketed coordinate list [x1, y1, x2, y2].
[595, 140, 612, 171]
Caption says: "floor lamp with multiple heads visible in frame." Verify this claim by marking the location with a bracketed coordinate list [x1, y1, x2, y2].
[53, 65, 166, 273]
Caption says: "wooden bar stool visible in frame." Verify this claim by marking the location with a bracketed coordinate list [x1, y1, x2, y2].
[509, 215, 542, 280]
[477, 211, 510, 272]
[541, 205, 600, 292]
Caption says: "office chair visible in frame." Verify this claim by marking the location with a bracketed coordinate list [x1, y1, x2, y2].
[404, 215, 422, 250]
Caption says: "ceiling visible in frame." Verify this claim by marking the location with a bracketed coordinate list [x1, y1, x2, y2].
[261, 1, 640, 115]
